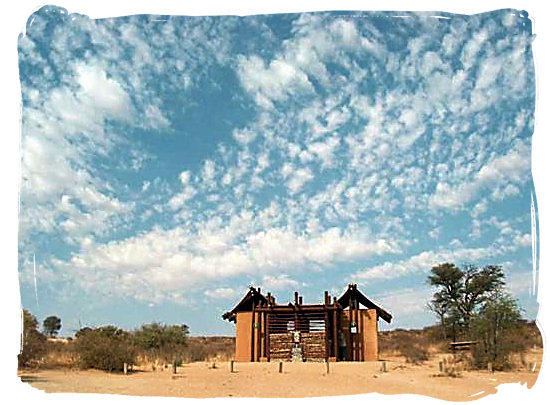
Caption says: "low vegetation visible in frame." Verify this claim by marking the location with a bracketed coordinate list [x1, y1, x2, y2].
[18, 309, 47, 368]
[427, 262, 535, 371]
[19, 262, 541, 373]
[74, 326, 136, 372]
[18, 310, 235, 371]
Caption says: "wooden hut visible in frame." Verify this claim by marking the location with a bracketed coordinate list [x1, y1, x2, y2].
[222, 283, 392, 362]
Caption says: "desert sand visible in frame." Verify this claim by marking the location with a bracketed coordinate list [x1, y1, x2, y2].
[19, 350, 542, 401]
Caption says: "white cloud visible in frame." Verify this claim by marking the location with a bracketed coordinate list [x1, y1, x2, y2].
[261, 275, 301, 291]
[52, 224, 398, 303]
[353, 244, 516, 282]
[236, 55, 313, 108]
[200, 159, 216, 188]
[19, 61, 134, 242]
[74, 63, 132, 119]
[514, 233, 531, 247]
[308, 136, 340, 168]
[287, 167, 314, 194]
[429, 142, 530, 210]
[179, 170, 192, 185]
[233, 128, 257, 145]
[168, 187, 196, 211]
[204, 287, 236, 300]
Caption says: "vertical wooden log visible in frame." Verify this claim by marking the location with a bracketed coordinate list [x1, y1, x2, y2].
[124, 362, 128, 375]
[324, 309, 330, 359]
[355, 298, 361, 361]
[230, 360, 234, 373]
[172, 360, 177, 374]
[326, 358, 330, 374]
[439, 361, 443, 373]
[266, 313, 271, 361]
[332, 308, 338, 360]
[357, 306, 362, 361]
[252, 311, 260, 361]
[251, 301, 256, 362]
[279, 361, 283, 373]
[488, 362, 494, 374]
[260, 310, 265, 359]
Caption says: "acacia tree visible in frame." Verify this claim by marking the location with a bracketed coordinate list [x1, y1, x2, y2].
[42, 315, 62, 337]
[471, 291, 525, 370]
[427, 263, 505, 341]
[427, 263, 464, 341]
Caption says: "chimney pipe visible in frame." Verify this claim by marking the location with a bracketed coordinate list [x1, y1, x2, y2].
[294, 291, 299, 305]
[299, 296, 303, 305]
[324, 291, 329, 305]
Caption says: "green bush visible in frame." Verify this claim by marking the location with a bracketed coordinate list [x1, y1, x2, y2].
[18, 309, 47, 368]
[470, 292, 527, 370]
[133, 322, 189, 363]
[74, 326, 136, 372]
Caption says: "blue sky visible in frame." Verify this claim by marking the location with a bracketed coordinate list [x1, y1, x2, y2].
[18, 6, 537, 336]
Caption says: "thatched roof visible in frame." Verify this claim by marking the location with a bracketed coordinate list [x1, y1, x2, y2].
[222, 283, 392, 324]
[337, 284, 392, 323]
[222, 286, 267, 322]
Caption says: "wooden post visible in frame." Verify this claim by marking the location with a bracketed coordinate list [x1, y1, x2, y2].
[279, 361, 283, 373]
[439, 361, 443, 373]
[326, 358, 330, 374]
[260, 310, 265, 359]
[332, 308, 338, 360]
[124, 362, 128, 375]
[355, 299, 360, 361]
[266, 313, 271, 361]
[381, 361, 387, 373]
[351, 297, 356, 361]
[251, 301, 256, 362]
[488, 362, 493, 374]
[172, 360, 177, 374]
[324, 309, 329, 359]
[357, 304, 362, 361]
[230, 360, 234, 373]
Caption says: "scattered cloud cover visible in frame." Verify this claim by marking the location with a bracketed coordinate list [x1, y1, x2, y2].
[18, 7, 536, 333]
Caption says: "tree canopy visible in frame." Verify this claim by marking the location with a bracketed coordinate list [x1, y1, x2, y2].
[42, 315, 62, 337]
[427, 263, 505, 341]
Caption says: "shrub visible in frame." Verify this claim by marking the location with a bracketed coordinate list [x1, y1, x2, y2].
[470, 292, 527, 370]
[400, 343, 429, 365]
[134, 323, 189, 363]
[379, 329, 431, 364]
[74, 326, 136, 372]
[183, 336, 234, 362]
[18, 309, 47, 368]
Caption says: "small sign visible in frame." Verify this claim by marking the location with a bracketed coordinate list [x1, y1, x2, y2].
[350, 323, 357, 334]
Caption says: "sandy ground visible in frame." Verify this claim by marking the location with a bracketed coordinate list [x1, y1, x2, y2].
[19, 350, 542, 401]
